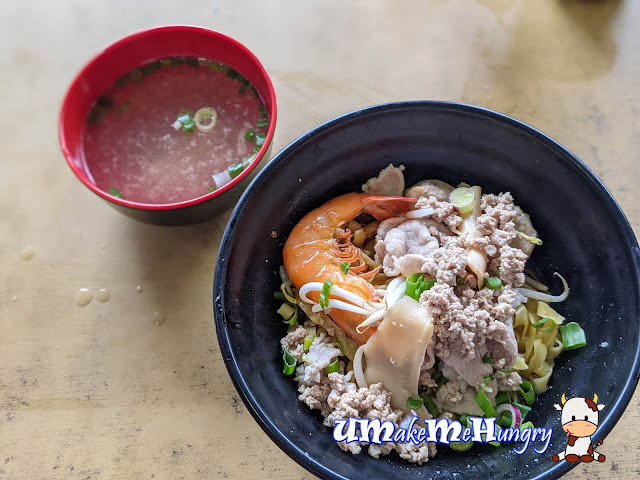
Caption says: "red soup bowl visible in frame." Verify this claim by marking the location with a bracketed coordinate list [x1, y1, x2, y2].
[59, 25, 277, 225]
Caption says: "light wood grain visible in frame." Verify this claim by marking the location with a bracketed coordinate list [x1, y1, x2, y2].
[1, 1, 638, 479]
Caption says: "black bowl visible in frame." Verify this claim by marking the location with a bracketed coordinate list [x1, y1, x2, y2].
[214, 102, 640, 480]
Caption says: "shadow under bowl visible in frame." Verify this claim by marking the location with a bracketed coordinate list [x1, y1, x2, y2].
[214, 101, 640, 480]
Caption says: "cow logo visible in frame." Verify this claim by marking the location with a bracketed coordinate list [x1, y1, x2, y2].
[551, 393, 605, 463]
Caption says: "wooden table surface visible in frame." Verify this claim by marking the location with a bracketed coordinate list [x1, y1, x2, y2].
[1, 1, 638, 479]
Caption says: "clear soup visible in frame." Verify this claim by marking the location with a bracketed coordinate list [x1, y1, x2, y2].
[82, 57, 268, 204]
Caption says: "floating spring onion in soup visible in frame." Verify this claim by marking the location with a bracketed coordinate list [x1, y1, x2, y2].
[83, 57, 269, 204]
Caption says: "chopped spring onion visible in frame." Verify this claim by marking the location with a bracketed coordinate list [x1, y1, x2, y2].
[499, 368, 514, 374]
[421, 394, 440, 417]
[206, 185, 216, 194]
[194, 107, 217, 132]
[449, 187, 476, 215]
[277, 303, 298, 326]
[431, 369, 447, 389]
[518, 381, 536, 406]
[255, 132, 267, 147]
[273, 291, 287, 301]
[481, 374, 494, 393]
[304, 326, 316, 351]
[474, 390, 496, 417]
[482, 353, 493, 364]
[406, 396, 424, 411]
[228, 161, 248, 179]
[108, 187, 124, 199]
[531, 316, 555, 332]
[326, 358, 340, 374]
[450, 439, 473, 452]
[405, 273, 436, 301]
[173, 112, 196, 133]
[256, 118, 268, 128]
[520, 421, 534, 430]
[118, 102, 131, 115]
[340, 261, 351, 275]
[495, 391, 510, 405]
[484, 276, 503, 290]
[560, 322, 587, 350]
[318, 279, 333, 310]
[282, 348, 297, 376]
[245, 128, 256, 142]
[518, 231, 543, 245]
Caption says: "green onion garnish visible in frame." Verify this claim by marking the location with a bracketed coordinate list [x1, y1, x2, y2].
[406, 396, 424, 411]
[484, 276, 503, 290]
[318, 293, 328, 310]
[256, 118, 268, 128]
[227, 162, 247, 179]
[245, 129, 256, 142]
[277, 303, 298, 326]
[207, 185, 216, 194]
[340, 261, 350, 275]
[499, 368, 514, 374]
[273, 291, 286, 301]
[326, 359, 340, 374]
[450, 440, 473, 452]
[460, 414, 470, 426]
[318, 280, 333, 310]
[499, 411, 513, 428]
[405, 273, 436, 301]
[282, 348, 296, 375]
[304, 336, 314, 351]
[532, 316, 555, 332]
[474, 390, 496, 417]
[118, 102, 131, 115]
[431, 369, 447, 389]
[238, 83, 247, 95]
[520, 421, 534, 430]
[482, 353, 493, 364]
[495, 391, 510, 405]
[322, 280, 333, 296]
[226, 68, 238, 79]
[108, 187, 124, 199]
[259, 103, 267, 119]
[559, 322, 587, 350]
[518, 381, 536, 406]
[420, 394, 439, 417]
[456, 277, 465, 285]
[405, 274, 422, 300]
[255, 132, 266, 147]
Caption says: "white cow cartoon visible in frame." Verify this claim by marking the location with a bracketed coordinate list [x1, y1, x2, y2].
[552, 393, 605, 463]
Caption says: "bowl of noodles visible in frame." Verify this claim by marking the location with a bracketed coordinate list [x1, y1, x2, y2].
[213, 101, 640, 480]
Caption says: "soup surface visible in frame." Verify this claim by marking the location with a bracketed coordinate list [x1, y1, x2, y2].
[83, 57, 267, 204]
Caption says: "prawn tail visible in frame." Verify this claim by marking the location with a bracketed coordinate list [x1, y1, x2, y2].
[362, 196, 416, 221]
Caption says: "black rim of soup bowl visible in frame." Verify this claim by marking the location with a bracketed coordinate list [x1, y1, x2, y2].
[213, 101, 640, 480]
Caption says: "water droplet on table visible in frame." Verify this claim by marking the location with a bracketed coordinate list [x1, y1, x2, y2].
[74, 288, 93, 307]
[136, 285, 143, 293]
[20, 246, 35, 261]
[96, 288, 111, 303]
[153, 312, 166, 326]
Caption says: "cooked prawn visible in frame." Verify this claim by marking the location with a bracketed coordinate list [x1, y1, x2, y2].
[283, 192, 415, 345]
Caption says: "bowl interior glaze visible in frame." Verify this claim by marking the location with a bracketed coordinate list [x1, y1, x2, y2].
[214, 102, 640, 480]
